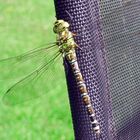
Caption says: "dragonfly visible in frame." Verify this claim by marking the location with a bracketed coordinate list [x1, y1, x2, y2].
[0, 20, 100, 135]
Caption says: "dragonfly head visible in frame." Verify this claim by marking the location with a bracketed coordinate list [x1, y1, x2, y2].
[53, 20, 69, 34]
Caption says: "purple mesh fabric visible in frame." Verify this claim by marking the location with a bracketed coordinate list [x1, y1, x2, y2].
[99, 0, 140, 140]
[54, 0, 114, 140]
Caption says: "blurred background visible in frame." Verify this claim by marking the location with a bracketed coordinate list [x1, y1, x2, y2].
[0, 0, 74, 139]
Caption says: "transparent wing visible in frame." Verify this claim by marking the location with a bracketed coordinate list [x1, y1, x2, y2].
[0, 44, 65, 105]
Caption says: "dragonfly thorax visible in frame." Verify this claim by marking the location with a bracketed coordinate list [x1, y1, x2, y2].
[54, 20, 77, 54]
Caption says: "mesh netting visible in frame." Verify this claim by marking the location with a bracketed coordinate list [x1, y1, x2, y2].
[99, 0, 140, 139]
[54, 0, 140, 140]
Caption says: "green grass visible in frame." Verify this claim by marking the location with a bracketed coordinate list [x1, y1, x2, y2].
[0, 1, 74, 139]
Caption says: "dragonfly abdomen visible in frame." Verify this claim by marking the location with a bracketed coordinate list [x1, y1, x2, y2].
[65, 50, 100, 135]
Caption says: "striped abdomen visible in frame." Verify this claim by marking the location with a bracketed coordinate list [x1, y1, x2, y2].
[65, 49, 100, 135]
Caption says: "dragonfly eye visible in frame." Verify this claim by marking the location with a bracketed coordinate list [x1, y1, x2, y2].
[53, 20, 70, 34]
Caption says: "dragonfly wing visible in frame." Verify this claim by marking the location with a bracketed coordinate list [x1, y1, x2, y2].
[2, 52, 64, 105]
[0, 44, 57, 83]
[0, 44, 65, 105]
